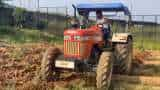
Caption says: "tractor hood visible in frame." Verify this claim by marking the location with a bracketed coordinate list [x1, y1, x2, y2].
[64, 29, 93, 36]
[64, 25, 101, 36]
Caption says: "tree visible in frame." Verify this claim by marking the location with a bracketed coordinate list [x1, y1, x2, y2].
[0, 0, 2, 5]
[0, 0, 14, 7]
[0, 0, 10, 4]
[12, 7, 26, 28]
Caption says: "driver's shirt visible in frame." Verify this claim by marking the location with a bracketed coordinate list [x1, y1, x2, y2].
[97, 18, 105, 24]
[97, 18, 110, 29]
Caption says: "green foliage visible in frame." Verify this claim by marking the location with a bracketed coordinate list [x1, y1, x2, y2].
[47, 21, 66, 36]
[112, 24, 160, 50]
[132, 25, 160, 50]
[12, 7, 26, 28]
[0, 26, 15, 34]
[0, 26, 63, 44]
[37, 19, 48, 30]
[0, 2, 13, 25]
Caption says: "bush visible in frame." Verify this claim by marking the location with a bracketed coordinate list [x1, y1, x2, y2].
[47, 21, 66, 36]
[37, 19, 48, 30]
[12, 7, 26, 28]
[0, 26, 16, 35]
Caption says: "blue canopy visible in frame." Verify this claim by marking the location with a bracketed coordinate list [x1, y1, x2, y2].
[76, 3, 130, 15]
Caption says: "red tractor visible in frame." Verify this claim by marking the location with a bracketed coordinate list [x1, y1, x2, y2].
[39, 3, 133, 89]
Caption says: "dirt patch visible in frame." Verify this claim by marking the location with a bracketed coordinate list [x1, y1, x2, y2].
[132, 49, 160, 76]
[133, 49, 152, 64]
[0, 43, 82, 89]
[112, 75, 160, 86]
[0, 43, 54, 88]
[0, 44, 159, 89]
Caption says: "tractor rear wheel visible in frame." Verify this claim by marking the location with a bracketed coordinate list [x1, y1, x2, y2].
[96, 52, 113, 90]
[114, 38, 133, 74]
[39, 47, 61, 81]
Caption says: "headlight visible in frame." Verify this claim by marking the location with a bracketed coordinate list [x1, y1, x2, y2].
[74, 36, 89, 41]
[64, 35, 90, 41]
[74, 36, 81, 40]
[81, 36, 90, 41]
[64, 35, 71, 40]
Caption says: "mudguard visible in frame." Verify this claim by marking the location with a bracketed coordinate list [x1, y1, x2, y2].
[112, 33, 131, 43]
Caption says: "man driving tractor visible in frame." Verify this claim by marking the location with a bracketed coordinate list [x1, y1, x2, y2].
[96, 10, 112, 43]
[70, 9, 112, 43]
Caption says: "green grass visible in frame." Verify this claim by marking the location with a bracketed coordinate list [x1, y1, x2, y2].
[112, 24, 160, 50]
[0, 26, 63, 44]
[131, 25, 160, 50]
[134, 39, 160, 50]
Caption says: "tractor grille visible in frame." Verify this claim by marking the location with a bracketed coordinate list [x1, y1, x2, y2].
[64, 41, 80, 56]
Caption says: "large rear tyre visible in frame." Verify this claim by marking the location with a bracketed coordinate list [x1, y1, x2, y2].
[39, 47, 61, 81]
[96, 52, 113, 90]
[114, 38, 133, 74]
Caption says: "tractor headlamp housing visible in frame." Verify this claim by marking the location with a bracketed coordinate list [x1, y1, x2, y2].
[64, 35, 90, 41]
[74, 36, 89, 41]
[64, 35, 71, 40]
[80, 36, 90, 41]
[74, 36, 81, 40]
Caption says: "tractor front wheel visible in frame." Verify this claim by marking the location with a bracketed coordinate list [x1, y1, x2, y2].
[114, 38, 133, 74]
[96, 52, 113, 90]
[39, 47, 61, 81]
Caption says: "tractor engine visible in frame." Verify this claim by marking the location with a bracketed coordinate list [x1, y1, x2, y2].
[64, 26, 103, 60]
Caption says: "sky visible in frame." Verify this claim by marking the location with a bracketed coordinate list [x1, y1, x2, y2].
[5, 0, 160, 22]
[5, 0, 160, 15]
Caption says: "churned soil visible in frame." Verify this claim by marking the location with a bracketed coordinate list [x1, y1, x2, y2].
[0, 43, 159, 89]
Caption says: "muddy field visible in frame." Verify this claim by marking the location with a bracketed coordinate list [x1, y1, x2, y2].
[0, 43, 160, 90]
